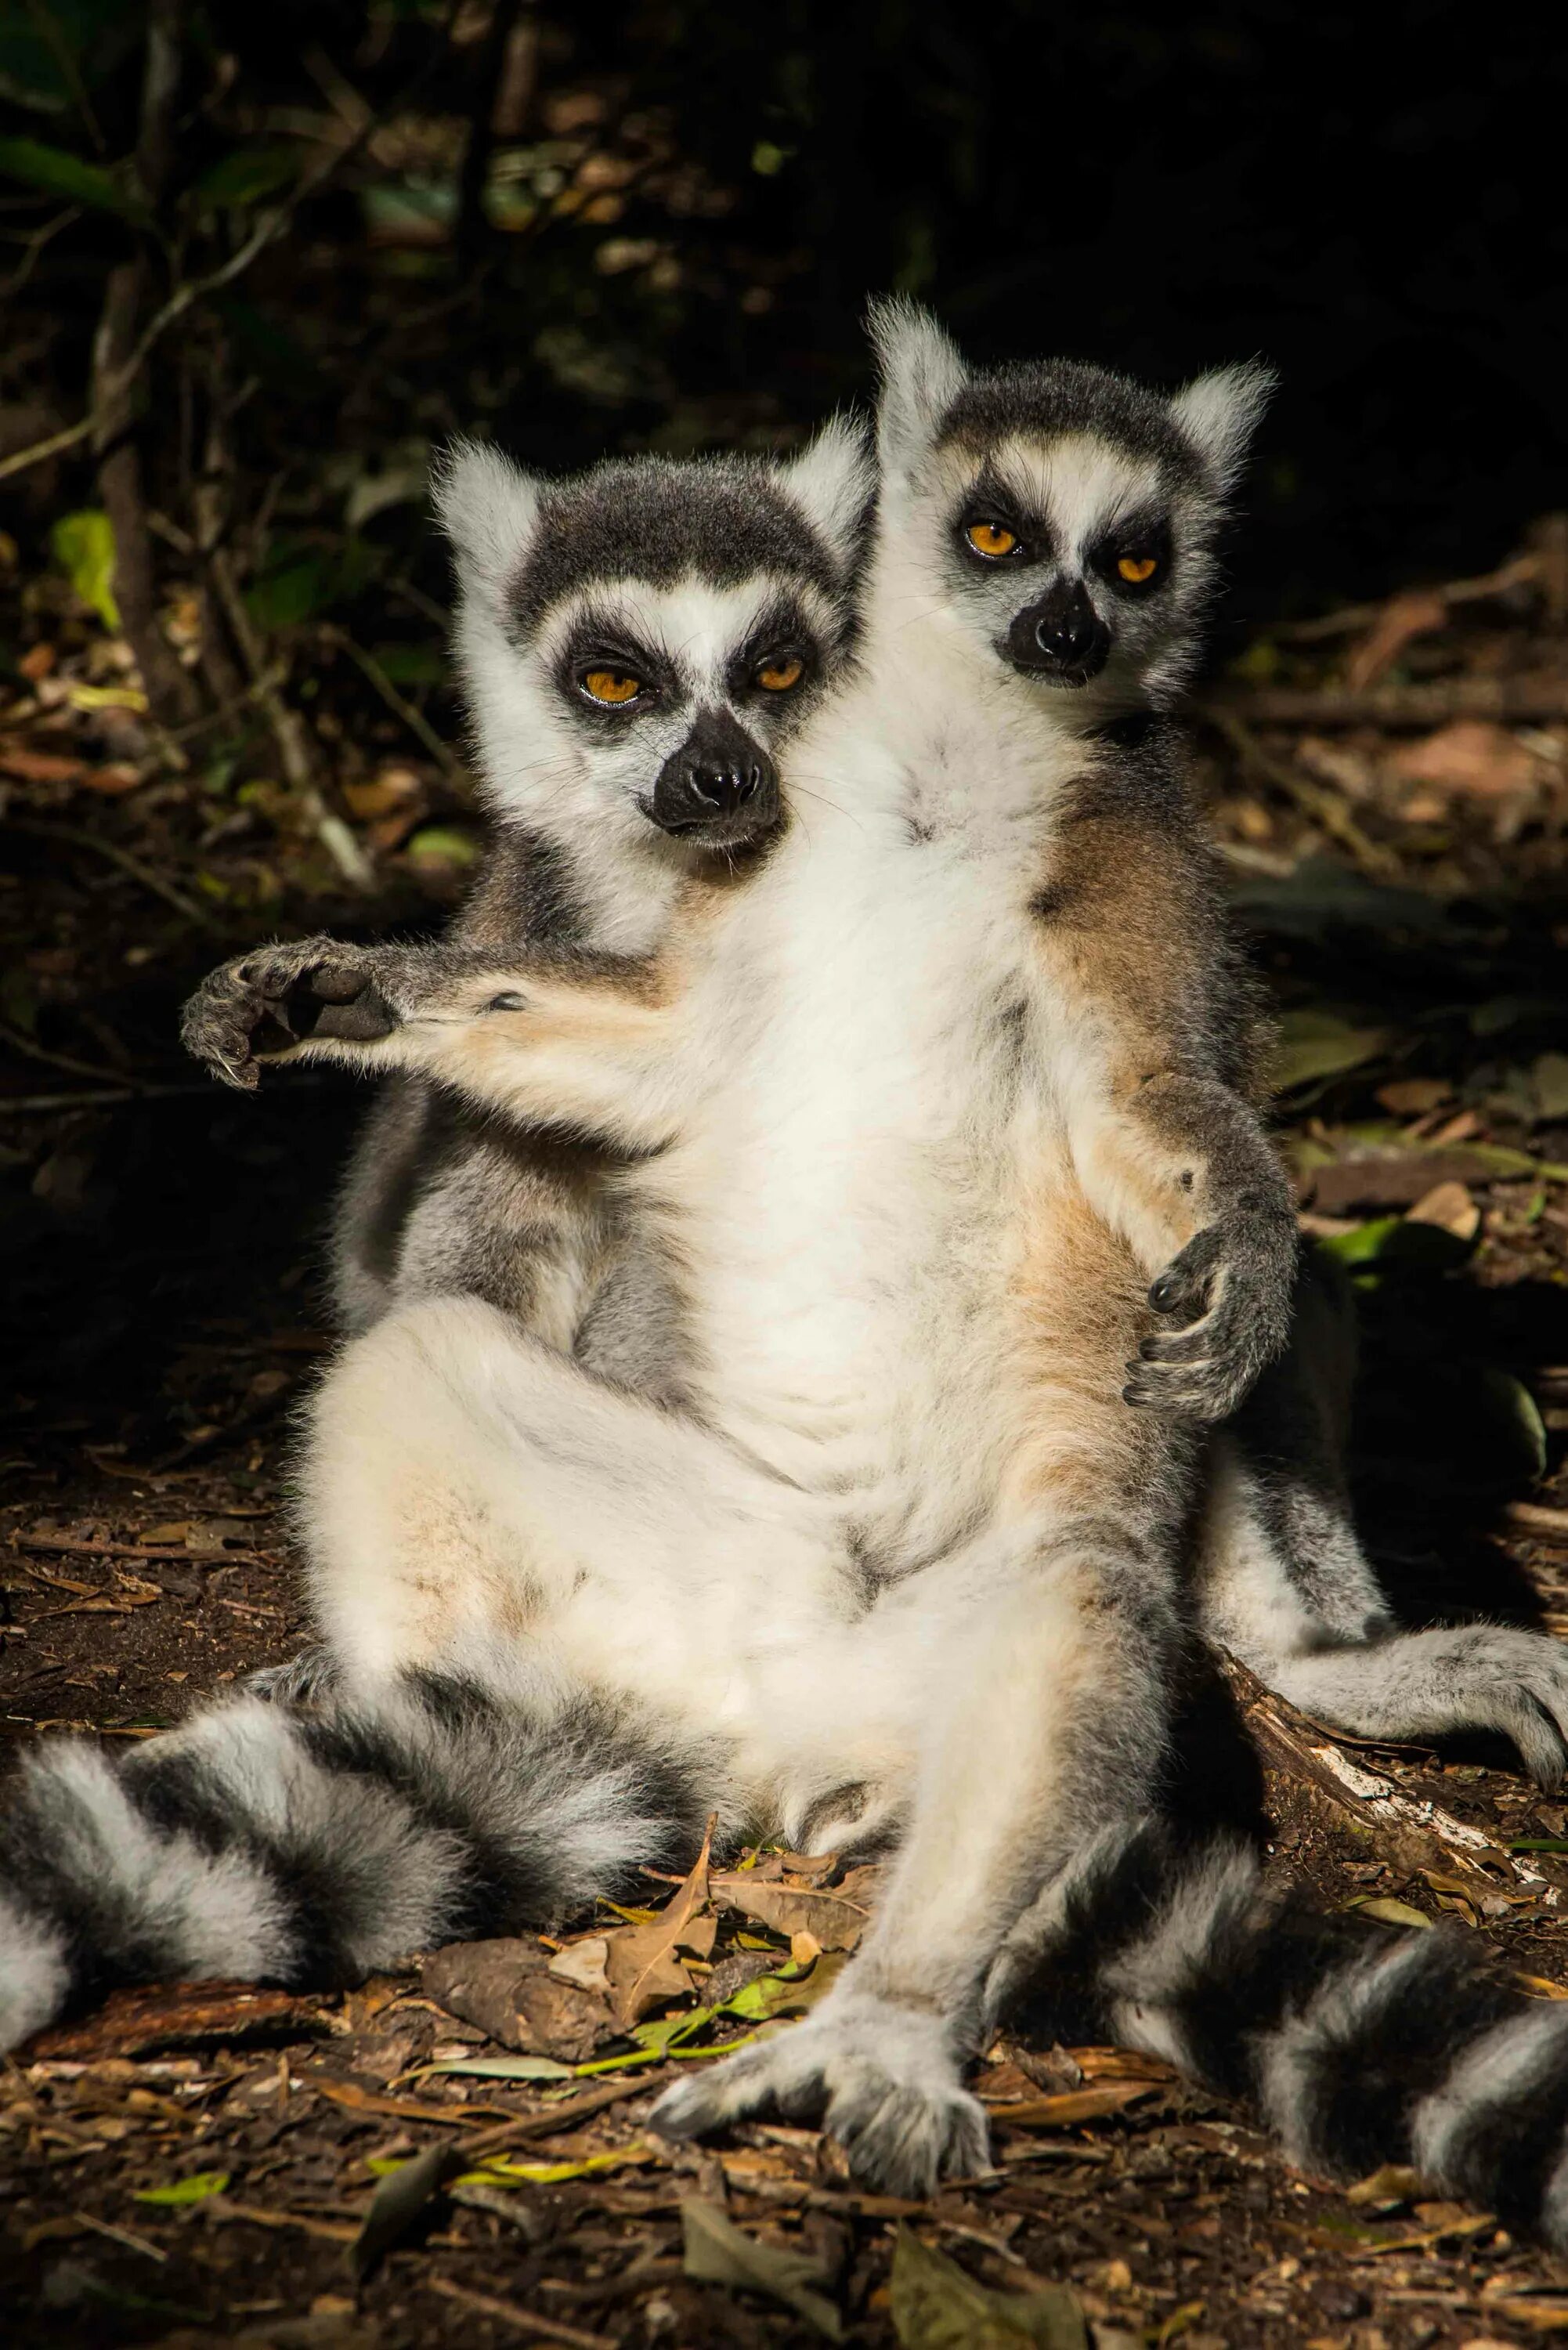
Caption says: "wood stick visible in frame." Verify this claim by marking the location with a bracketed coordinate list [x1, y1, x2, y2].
[1201, 674, 1568, 731]
[1219, 1652, 1567, 1913]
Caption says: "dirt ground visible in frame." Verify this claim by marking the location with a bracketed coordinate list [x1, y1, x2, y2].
[5, 537, 1568, 2347]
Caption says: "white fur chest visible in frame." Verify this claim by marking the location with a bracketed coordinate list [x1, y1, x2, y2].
[644, 708, 1081, 1526]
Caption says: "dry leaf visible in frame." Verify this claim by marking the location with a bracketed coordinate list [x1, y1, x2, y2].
[548, 1936, 612, 1994]
[422, 1939, 616, 2063]
[1345, 590, 1447, 691]
[1376, 1077, 1452, 1117]
[1388, 719, 1535, 800]
[681, 2195, 842, 2338]
[1406, 1180, 1481, 1240]
[889, 2227, 1088, 2348]
[351, 2142, 463, 2280]
[605, 1815, 717, 2026]
[0, 744, 85, 784]
[709, 1873, 871, 1952]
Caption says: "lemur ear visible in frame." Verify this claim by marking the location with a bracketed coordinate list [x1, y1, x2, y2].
[866, 296, 968, 477]
[1168, 361, 1275, 490]
[432, 437, 542, 592]
[775, 413, 874, 562]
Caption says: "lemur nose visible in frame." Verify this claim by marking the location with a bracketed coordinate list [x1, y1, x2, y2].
[688, 761, 761, 812]
[1035, 597, 1097, 665]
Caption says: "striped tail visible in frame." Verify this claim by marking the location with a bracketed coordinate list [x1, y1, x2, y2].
[0, 1673, 708, 2053]
[1003, 1820, 1568, 2250]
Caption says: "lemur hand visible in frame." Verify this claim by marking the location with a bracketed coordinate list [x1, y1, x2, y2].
[181, 936, 399, 1090]
[1124, 1206, 1296, 1421]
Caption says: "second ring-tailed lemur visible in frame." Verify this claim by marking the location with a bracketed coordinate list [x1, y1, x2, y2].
[9, 319, 1568, 2245]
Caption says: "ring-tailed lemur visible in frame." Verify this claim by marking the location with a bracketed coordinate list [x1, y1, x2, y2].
[329, 433, 869, 1374]
[9, 322, 1568, 2241]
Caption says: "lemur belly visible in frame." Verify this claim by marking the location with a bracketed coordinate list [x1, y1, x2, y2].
[639, 816, 1147, 1560]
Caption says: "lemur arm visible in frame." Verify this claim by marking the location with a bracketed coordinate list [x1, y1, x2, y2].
[181, 935, 693, 1154]
[1036, 790, 1295, 1420]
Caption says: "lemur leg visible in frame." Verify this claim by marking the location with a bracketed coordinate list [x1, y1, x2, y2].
[1198, 1249, 1568, 1787]
[653, 1505, 1186, 2194]
[298, 1294, 862, 1780]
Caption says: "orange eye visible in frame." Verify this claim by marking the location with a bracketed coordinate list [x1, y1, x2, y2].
[966, 520, 1018, 559]
[1116, 553, 1159, 584]
[756, 654, 804, 692]
[582, 668, 642, 704]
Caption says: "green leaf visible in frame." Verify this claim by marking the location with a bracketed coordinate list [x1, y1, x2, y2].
[683, 2196, 841, 2337]
[403, 824, 479, 870]
[415, 2052, 573, 2082]
[0, 134, 141, 217]
[1346, 1896, 1431, 1929]
[50, 509, 119, 628]
[132, 2168, 230, 2207]
[1317, 1214, 1471, 1279]
[890, 2229, 1089, 2348]
[1508, 1838, 1568, 1854]
[1270, 1007, 1391, 1095]
[192, 143, 299, 210]
[1479, 1368, 1548, 1480]
[372, 642, 445, 685]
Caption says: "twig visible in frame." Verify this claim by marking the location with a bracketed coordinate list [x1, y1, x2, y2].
[319, 624, 468, 794]
[1201, 674, 1568, 730]
[0, 1017, 145, 1091]
[1271, 553, 1543, 643]
[206, 552, 375, 890]
[1219, 1651, 1565, 1910]
[1197, 704, 1404, 882]
[2, 815, 220, 930]
[0, 204, 81, 303]
[1507, 1501, 1568, 1542]
[0, 125, 378, 488]
[2, 815, 219, 930]
[426, 2277, 616, 2350]
[0, 1085, 213, 1112]
[13, 1535, 267, 1564]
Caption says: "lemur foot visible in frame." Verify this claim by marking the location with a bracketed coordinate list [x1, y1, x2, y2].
[245, 1645, 338, 1706]
[1125, 1210, 1295, 1422]
[1285, 1624, 1568, 1791]
[650, 1989, 988, 2196]
[182, 937, 398, 1089]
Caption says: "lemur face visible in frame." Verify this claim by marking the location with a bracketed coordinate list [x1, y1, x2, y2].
[437, 428, 870, 855]
[869, 300, 1273, 711]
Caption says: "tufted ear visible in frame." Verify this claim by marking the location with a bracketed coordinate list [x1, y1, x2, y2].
[775, 412, 874, 566]
[1168, 361, 1276, 491]
[431, 437, 543, 595]
[865, 295, 969, 479]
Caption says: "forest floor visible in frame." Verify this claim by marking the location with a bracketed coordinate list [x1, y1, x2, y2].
[4, 526, 1568, 2347]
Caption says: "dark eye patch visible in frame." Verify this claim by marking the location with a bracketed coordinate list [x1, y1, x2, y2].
[727, 596, 822, 703]
[555, 609, 677, 714]
[1089, 510, 1172, 589]
[951, 465, 1050, 568]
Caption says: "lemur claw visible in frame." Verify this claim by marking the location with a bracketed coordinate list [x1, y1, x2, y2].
[181, 938, 395, 1088]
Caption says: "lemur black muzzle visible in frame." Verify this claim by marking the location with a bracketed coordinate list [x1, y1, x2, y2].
[649, 709, 779, 846]
[1003, 581, 1111, 686]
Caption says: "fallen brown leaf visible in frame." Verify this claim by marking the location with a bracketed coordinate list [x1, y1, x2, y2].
[606, 1814, 717, 2026]
[422, 1939, 617, 2063]
[709, 1871, 872, 1952]
[1407, 1180, 1481, 1240]
[1345, 590, 1448, 692]
[0, 744, 86, 783]
[1388, 718, 1536, 800]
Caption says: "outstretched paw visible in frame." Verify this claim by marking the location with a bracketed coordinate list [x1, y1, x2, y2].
[650, 1990, 988, 2197]
[1125, 1209, 1295, 1422]
[181, 938, 396, 1090]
